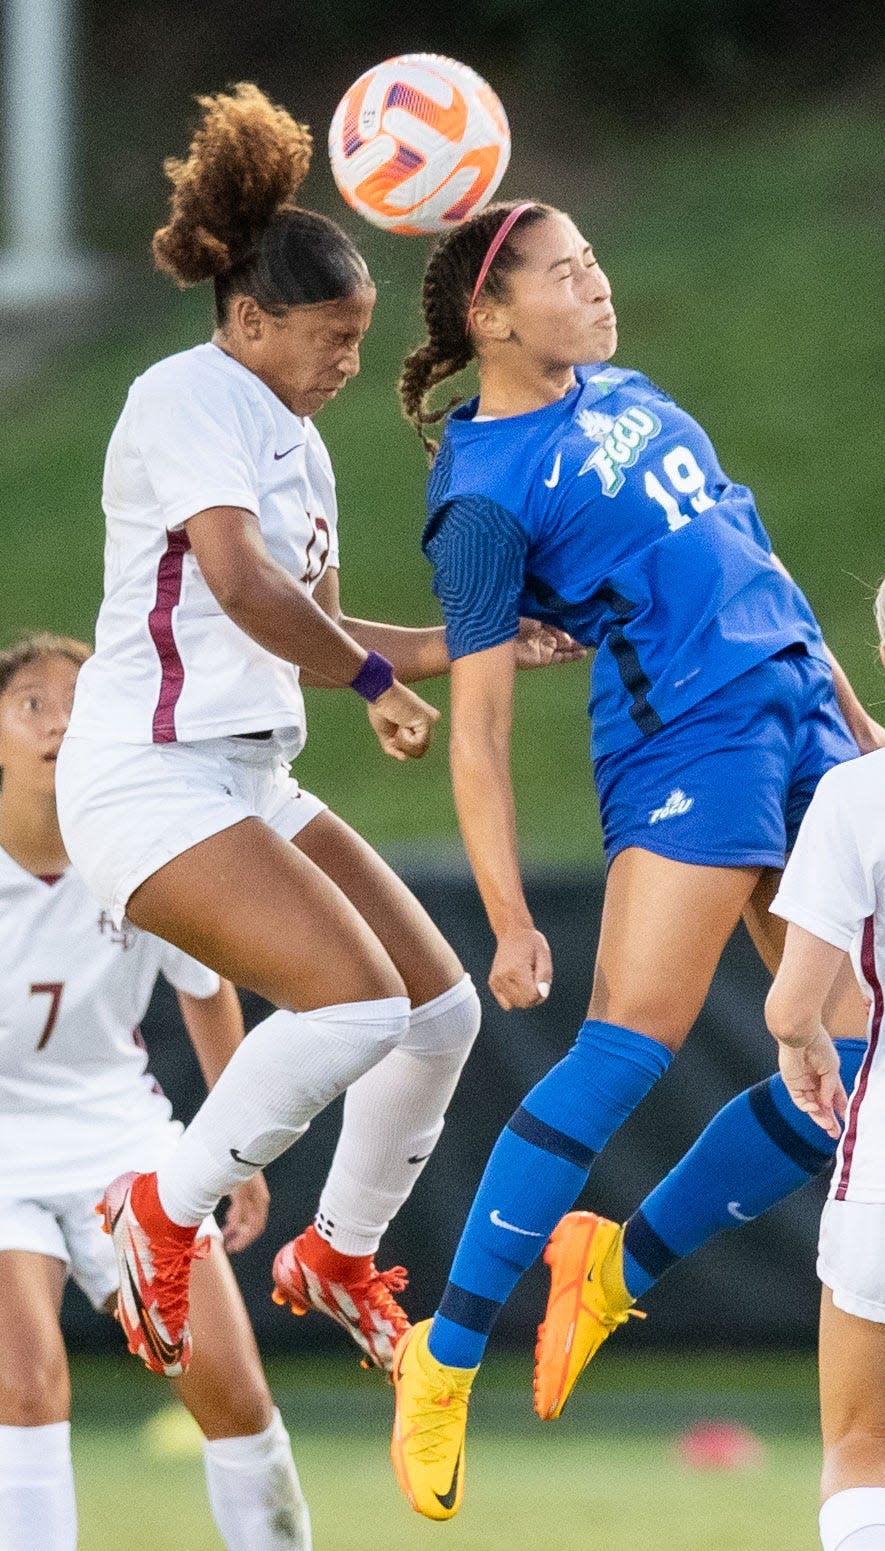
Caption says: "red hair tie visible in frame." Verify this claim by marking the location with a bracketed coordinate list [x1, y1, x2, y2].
[465, 202, 537, 334]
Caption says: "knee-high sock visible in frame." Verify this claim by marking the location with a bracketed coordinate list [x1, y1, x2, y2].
[315, 975, 481, 1255]
[203, 1409, 311, 1551]
[0, 1422, 76, 1551]
[156, 998, 410, 1227]
[622, 1038, 867, 1299]
[428, 1020, 672, 1368]
[820, 1489, 885, 1550]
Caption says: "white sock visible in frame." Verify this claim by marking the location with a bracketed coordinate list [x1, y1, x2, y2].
[0, 1422, 76, 1551]
[315, 975, 481, 1254]
[821, 1489, 885, 1549]
[157, 997, 410, 1226]
[203, 1408, 311, 1551]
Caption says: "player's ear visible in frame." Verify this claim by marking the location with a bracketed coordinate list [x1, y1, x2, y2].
[471, 301, 511, 344]
[228, 293, 266, 341]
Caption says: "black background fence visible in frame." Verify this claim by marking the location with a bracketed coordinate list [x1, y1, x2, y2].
[62, 864, 826, 1353]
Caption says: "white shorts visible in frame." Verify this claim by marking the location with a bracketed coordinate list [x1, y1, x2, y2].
[818, 1198, 885, 1323]
[57, 732, 326, 926]
[0, 1123, 219, 1311]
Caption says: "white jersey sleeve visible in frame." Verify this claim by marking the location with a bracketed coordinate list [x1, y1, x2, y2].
[158, 941, 221, 1000]
[771, 752, 885, 950]
[128, 367, 262, 530]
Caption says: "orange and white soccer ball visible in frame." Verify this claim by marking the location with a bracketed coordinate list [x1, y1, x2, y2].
[328, 54, 510, 235]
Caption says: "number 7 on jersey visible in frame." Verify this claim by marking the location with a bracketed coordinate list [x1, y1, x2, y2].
[31, 981, 64, 1049]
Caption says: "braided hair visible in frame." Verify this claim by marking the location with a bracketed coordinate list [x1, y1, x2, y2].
[152, 82, 370, 324]
[398, 201, 552, 461]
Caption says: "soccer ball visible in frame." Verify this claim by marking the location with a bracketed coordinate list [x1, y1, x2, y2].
[328, 54, 510, 235]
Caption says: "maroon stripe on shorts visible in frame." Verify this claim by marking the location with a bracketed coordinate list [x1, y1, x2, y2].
[835, 915, 882, 1200]
[148, 528, 190, 743]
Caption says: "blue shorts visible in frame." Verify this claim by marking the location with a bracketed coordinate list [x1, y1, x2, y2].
[594, 646, 859, 869]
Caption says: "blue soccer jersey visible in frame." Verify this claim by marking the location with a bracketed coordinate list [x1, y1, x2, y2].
[423, 365, 827, 758]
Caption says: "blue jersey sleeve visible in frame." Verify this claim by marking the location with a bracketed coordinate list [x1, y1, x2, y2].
[424, 496, 529, 660]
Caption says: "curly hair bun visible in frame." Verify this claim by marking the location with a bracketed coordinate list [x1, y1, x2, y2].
[152, 82, 313, 286]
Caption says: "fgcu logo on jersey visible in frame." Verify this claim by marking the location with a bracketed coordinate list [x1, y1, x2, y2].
[580, 406, 663, 496]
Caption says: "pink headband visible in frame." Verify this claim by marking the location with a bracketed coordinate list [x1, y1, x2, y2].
[465, 202, 537, 333]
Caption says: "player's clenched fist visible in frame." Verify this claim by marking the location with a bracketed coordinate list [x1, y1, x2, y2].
[488, 926, 552, 1011]
[367, 682, 440, 760]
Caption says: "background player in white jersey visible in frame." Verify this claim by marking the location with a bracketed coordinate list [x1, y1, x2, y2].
[767, 579, 885, 1551]
[54, 84, 578, 1383]
[0, 635, 311, 1551]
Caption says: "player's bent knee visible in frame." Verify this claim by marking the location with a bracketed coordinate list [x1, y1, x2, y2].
[0, 1356, 69, 1426]
[587, 998, 692, 1051]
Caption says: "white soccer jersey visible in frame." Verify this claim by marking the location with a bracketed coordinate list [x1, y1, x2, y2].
[771, 748, 885, 1203]
[0, 846, 219, 1197]
[67, 342, 340, 753]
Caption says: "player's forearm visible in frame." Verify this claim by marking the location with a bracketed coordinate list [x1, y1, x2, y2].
[450, 734, 533, 939]
[765, 926, 845, 1047]
[177, 981, 245, 1090]
[341, 617, 450, 682]
[213, 552, 371, 687]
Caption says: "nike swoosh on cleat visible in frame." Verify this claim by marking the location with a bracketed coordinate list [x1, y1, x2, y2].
[125, 1263, 184, 1370]
[489, 1209, 544, 1237]
[408, 1153, 431, 1164]
[230, 1147, 262, 1167]
[434, 1450, 462, 1511]
[543, 452, 562, 489]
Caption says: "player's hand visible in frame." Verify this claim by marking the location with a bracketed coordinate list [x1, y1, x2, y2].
[222, 1171, 270, 1253]
[489, 926, 553, 1010]
[367, 681, 440, 761]
[514, 618, 586, 670]
[777, 1030, 848, 1140]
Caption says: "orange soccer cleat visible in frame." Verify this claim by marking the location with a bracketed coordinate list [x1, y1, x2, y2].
[533, 1210, 646, 1420]
[98, 1171, 209, 1378]
[272, 1225, 411, 1372]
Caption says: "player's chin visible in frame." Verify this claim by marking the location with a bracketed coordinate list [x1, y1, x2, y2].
[593, 322, 618, 360]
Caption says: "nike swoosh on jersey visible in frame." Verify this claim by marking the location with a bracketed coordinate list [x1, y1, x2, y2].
[543, 452, 562, 489]
[230, 1146, 262, 1168]
[274, 445, 299, 460]
[434, 1450, 462, 1511]
[727, 1201, 756, 1223]
[489, 1209, 544, 1237]
[408, 1153, 431, 1164]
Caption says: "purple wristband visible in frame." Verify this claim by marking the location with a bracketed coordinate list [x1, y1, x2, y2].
[350, 650, 395, 702]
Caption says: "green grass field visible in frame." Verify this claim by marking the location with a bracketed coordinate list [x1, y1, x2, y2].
[2, 103, 882, 861]
[70, 1351, 823, 1549]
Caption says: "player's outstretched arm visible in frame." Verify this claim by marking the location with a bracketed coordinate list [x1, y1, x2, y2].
[765, 924, 849, 1138]
[308, 569, 585, 683]
[176, 980, 270, 1251]
[449, 641, 552, 1011]
[185, 505, 439, 756]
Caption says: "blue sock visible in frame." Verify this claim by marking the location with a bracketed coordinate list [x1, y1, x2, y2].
[622, 1037, 867, 1298]
[428, 1020, 672, 1368]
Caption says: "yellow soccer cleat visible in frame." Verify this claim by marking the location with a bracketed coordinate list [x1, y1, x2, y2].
[391, 1319, 477, 1521]
[533, 1211, 646, 1420]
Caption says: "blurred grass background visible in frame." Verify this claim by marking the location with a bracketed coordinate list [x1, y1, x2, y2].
[2, 102, 881, 863]
[72, 1351, 821, 1550]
